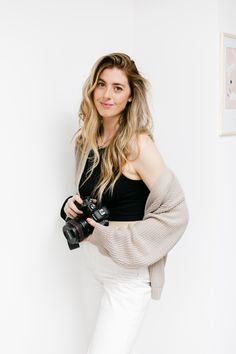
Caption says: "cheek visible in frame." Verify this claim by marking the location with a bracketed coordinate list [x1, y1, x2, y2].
[116, 94, 129, 107]
[93, 89, 99, 101]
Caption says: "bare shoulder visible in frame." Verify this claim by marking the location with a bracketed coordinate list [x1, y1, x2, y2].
[138, 133, 158, 151]
[127, 133, 154, 157]
[129, 133, 166, 190]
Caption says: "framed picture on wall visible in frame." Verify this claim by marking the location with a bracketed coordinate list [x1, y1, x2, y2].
[219, 32, 236, 136]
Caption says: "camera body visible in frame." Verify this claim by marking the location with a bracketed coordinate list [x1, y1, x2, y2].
[62, 196, 109, 250]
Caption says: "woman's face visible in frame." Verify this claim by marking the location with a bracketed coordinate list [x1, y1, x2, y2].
[93, 67, 132, 121]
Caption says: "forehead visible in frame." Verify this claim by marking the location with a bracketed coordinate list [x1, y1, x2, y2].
[98, 67, 129, 85]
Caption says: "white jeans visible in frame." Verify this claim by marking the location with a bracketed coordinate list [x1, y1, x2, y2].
[80, 235, 151, 354]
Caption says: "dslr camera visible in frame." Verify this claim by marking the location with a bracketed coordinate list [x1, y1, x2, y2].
[63, 196, 109, 250]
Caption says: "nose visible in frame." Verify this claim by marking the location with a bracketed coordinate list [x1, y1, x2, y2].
[103, 86, 112, 99]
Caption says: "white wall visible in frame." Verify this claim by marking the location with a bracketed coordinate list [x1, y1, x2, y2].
[132, 1, 219, 354]
[0, 0, 235, 353]
[216, 1, 236, 353]
[0, 1, 135, 353]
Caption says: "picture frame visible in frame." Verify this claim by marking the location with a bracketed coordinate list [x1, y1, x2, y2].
[219, 32, 236, 136]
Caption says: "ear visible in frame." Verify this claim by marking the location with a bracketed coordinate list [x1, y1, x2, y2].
[128, 97, 132, 102]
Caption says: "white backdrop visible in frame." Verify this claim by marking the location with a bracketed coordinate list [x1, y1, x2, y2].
[0, 0, 235, 353]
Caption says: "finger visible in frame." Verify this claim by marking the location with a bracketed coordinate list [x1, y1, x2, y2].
[65, 201, 81, 217]
[74, 195, 83, 204]
[65, 208, 78, 218]
[86, 218, 98, 228]
[70, 203, 83, 214]
[67, 199, 82, 214]
[72, 195, 84, 213]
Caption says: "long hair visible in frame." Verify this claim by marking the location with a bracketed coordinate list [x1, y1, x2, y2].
[74, 52, 153, 204]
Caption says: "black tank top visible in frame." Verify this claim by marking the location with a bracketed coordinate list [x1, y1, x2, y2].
[79, 148, 150, 221]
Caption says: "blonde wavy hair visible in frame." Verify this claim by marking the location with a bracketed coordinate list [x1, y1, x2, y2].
[74, 52, 153, 204]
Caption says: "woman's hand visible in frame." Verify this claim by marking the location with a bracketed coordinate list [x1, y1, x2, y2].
[64, 195, 97, 219]
[86, 218, 99, 242]
[86, 218, 98, 228]
[64, 195, 84, 219]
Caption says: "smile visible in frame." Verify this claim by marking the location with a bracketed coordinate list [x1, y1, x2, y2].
[100, 102, 113, 109]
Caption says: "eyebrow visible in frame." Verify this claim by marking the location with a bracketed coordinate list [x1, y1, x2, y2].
[98, 78, 125, 87]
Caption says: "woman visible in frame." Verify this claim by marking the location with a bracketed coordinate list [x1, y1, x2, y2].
[60, 52, 189, 354]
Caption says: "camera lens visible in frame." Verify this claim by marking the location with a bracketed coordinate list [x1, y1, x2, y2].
[63, 219, 85, 243]
[62, 196, 109, 250]
[63, 223, 79, 244]
[63, 228, 76, 243]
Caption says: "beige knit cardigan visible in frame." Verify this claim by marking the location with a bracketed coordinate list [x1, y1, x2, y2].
[74, 146, 190, 300]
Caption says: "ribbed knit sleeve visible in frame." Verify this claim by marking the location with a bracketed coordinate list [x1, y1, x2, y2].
[89, 167, 189, 268]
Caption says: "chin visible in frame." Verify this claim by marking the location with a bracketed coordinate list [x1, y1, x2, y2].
[101, 111, 119, 119]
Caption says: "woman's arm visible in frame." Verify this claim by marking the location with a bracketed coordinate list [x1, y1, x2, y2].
[86, 136, 189, 267]
[87, 167, 189, 268]
[131, 134, 166, 190]
[60, 195, 84, 220]
[60, 196, 73, 220]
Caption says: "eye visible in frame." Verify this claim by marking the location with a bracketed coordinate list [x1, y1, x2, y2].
[97, 82, 105, 87]
[114, 86, 123, 92]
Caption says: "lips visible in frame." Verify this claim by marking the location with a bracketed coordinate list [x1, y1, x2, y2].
[100, 102, 113, 108]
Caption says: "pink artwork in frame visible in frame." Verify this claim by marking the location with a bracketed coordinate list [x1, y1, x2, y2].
[219, 32, 236, 136]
